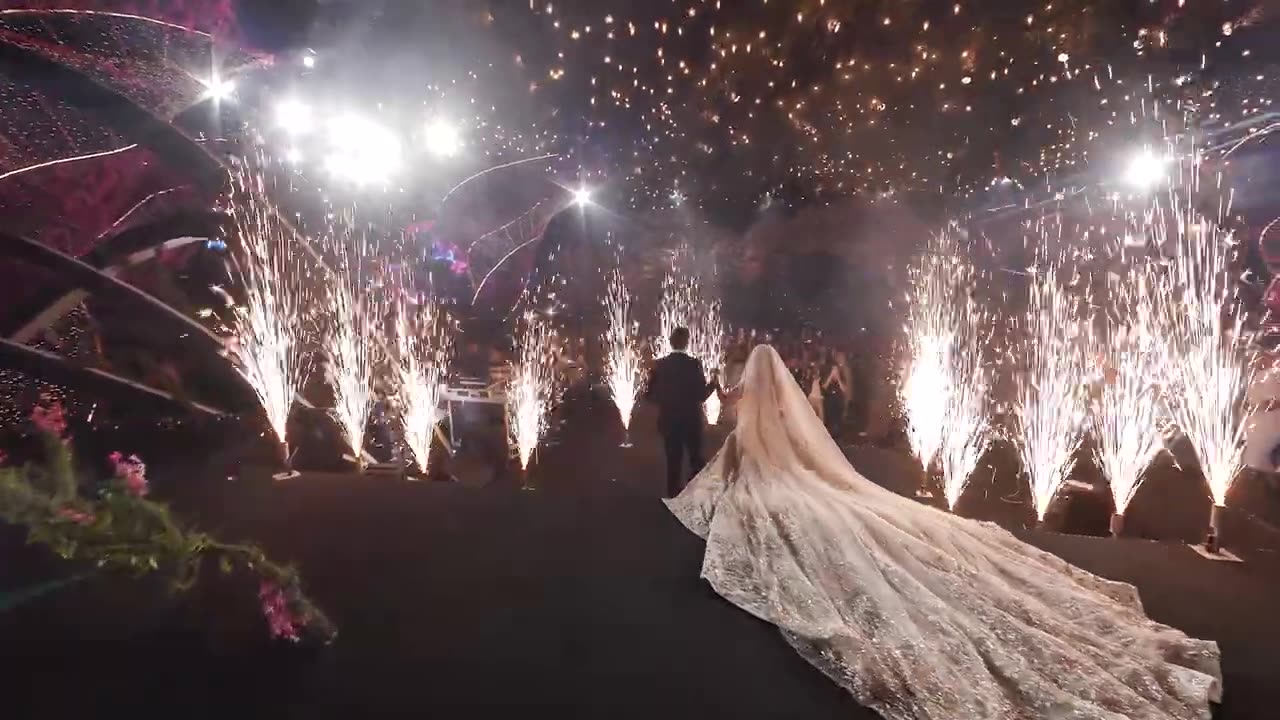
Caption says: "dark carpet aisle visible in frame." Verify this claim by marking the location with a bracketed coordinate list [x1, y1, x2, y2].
[3, 393, 1279, 719]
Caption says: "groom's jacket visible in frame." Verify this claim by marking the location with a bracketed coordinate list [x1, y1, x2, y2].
[644, 351, 715, 430]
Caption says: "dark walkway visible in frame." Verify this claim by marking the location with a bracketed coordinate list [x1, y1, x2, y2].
[3, 394, 1279, 719]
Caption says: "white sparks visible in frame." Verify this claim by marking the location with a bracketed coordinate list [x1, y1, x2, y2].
[508, 316, 559, 470]
[603, 270, 642, 432]
[1090, 266, 1167, 517]
[1014, 262, 1090, 521]
[900, 230, 993, 509]
[395, 289, 453, 473]
[223, 164, 313, 451]
[655, 262, 724, 422]
[320, 224, 384, 465]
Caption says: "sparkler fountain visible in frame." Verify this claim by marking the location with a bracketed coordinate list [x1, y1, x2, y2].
[1153, 200, 1251, 556]
[900, 231, 994, 509]
[1014, 264, 1091, 524]
[508, 315, 559, 488]
[320, 228, 385, 471]
[655, 265, 725, 423]
[603, 270, 642, 446]
[394, 290, 453, 475]
[223, 165, 314, 480]
[1090, 267, 1168, 537]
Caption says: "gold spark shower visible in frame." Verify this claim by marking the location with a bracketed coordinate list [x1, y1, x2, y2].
[1090, 265, 1167, 529]
[900, 230, 993, 510]
[508, 315, 558, 471]
[1152, 195, 1251, 523]
[1014, 262, 1090, 522]
[222, 163, 313, 457]
[320, 221, 385, 467]
[395, 289, 453, 474]
[603, 269, 641, 435]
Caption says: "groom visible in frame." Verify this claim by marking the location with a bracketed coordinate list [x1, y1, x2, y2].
[645, 327, 719, 498]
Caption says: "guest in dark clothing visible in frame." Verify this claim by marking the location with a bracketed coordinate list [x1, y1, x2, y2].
[644, 327, 718, 497]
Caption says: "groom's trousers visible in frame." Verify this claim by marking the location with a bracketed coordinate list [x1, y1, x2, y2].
[662, 419, 704, 497]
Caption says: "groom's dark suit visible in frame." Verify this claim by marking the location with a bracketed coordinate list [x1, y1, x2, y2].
[645, 351, 716, 497]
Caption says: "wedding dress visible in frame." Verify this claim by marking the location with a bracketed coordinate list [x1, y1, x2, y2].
[666, 345, 1221, 720]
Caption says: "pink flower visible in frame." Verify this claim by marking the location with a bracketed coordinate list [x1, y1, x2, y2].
[258, 581, 302, 641]
[108, 452, 149, 498]
[31, 399, 68, 439]
[56, 506, 95, 526]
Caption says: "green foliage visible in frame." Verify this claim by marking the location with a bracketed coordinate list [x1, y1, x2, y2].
[0, 434, 335, 643]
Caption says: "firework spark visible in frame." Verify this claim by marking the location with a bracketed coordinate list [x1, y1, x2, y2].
[320, 223, 385, 466]
[394, 289, 453, 473]
[603, 270, 642, 436]
[1090, 266, 1167, 524]
[1152, 198, 1251, 513]
[900, 230, 993, 509]
[222, 164, 314, 456]
[1014, 263, 1091, 522]
[655, 264, 724, 422]
[508, 315, 559, 471]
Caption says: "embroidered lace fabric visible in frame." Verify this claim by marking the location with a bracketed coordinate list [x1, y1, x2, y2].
[666, 344, 1222, 720]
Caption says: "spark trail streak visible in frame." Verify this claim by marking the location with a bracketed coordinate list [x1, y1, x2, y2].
[1014, 264, 1090, 521]
[395, 289, 452, 473]
[900, 231, 993, 509]
[321, 224, 384, 467]
[508, 316, 558, 471]
[1153, 200, 1251, 517]
[603, 270, 641, 435]
[1090, 267, 1167, 525]
[223, 165, 313, 457]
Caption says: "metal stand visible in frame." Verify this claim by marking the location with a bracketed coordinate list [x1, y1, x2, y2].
[271, 440, 300, 481]
[1192, 504, 1241, 561]
[1109, 512, 1125, 538]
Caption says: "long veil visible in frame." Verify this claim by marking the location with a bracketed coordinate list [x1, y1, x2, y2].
[666, 344, 1222, 720]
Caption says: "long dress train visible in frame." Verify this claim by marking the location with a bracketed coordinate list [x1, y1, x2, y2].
[665, 344, 1221, 720]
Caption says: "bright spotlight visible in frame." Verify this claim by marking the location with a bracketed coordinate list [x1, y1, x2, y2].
[202, 75, 236, 102]
[324, 114, 402, 185]
[1124, 149, 1168, 189]
[424, 119, 462, 157]
[573, 187, 592, 206]
[302, 54, 316, 69]
[275, 98, 312, 135]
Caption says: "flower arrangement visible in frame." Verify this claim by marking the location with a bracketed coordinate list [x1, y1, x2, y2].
[0, 397, 334, 644]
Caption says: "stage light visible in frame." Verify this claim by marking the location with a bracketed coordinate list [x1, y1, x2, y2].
[1124, 149, 1168, 190]
[302, 54, 316, 69]
[284, 147, 303, 164]
[573, 186, 592, 206]
[275, 98, 312, 135]
[202, 75, 236, 102]
[424, 118, 462, 157]
[324, 114, 402, 185]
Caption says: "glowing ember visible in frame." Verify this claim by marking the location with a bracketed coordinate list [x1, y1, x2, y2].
[508, 315, 558, 471]
[900, 230, 993, 509]
[1090, 266, 1167, 518]
[603, 270, 641, 433]
[320, 225, 385, 466]
[221, 163, 314, 452]
[1013, 263, 1090, 522]
[1152, 199, 1251, 510]
[394, 289, 453, 474]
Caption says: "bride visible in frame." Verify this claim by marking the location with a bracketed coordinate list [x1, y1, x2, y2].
[666, 345, 1221, 720]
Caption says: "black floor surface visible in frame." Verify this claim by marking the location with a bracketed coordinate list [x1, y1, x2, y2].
[3, 395, 1280, 719]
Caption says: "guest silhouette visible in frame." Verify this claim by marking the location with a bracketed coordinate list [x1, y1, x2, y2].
[645, 327, 718, 498]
